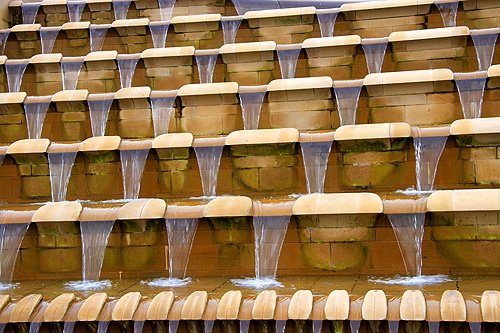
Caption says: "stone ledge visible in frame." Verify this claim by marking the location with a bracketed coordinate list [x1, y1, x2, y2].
[244, 7, 316, 20]
[293, 193, 383, 215]
[428, 189, 500, 212]
[32, 201, 83, 222]
[226, 128, 299, 145]
[389, 26, 470, 42]
[334, 123, 411, 141]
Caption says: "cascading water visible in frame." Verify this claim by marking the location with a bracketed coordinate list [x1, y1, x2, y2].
[221, 16, 243, 44]
[238, 86, 266, 130]
[134, 321, 145, 333]
[300, 139, 333, 194]
[117, 54, 141, 88]
[333, 80, 363, 126]
[88, 93, 115, 136]
[470, 28, 499, 71]
[239, 320, 250, 333]
[166, 218, 198, 280]
[97, 321, 110, 333]
[312, 320, 322, 333]
[40, 27, 60, 54]
[276, 320, 286, 333]
[22, 2, 41, 24]
[169, 320, 179, 333]
[24, 96, 51, 139]
[67, 0, 86, 22]
[112, 0, 131, 20]
[48, 144, 79, 202]
[29, 322, 41, 333]
[276, 44, 302, 79]
[5, 59, 30, 93]
[195, 50, 219, 84]
[150, 94, 176, 137]
[204, 320, 214, 333]
[61, 57, 84, 90]
[350, 320, 361, 333]
[0, 30, 10, 55]
[81, 220, 115, 282]
[435, 0, 459, 27]
[361, 37, 388, 74]
[158, 0, 176, 21]
[413, 132, 447, 192]
[0, 212, 31, 284]
[194, 144, 224, 197]
[428, 322, 440, 333]
[454, 71, 487, 119]
[120, 146, 150, 200]
[316, 9, 339, 38]
[149, 21, 170, 49]
[89, 24, 111, 52]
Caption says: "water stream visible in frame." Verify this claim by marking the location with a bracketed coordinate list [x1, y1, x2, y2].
[471, 29, 499, 71]
[29, 322, 41, 333]
[150, 96, 176, 136]
[61, 57, 84, 90]
[317, 9, 339, 37]
[67, 0, 86, 22]
[413, 134, 447, 192]
[388, 321, 399, 333]
[276, 45, 302, 79]
[333, 80, 363, 126]
[350, 320, 361, 333]
[195, 51, 218, 84]
[134, 320, 145, 333]
[88, 94, 114, 136]
[158, 0, 176, 21]
[81, 220, 115, 281]
[194, 146, 224, 197]
[113, 0, 131, 20]
[239, 320, 250, 333]
[0, 221, 30, 283]
[238, 89, 266, 130]
[24, 97, 51, 139]
[300, 141, 332, 194]
[63, 322, 75, 333]
[117, 54, 140, 88]
[166, 218, 198, 280]
[0, 30, 9, 55]
[221, 17, 242, 44]
[313, 320, 323, 333]
[120, 148, 150, 200]
[204, 320, 215, 333]
[22, 2, 41, 24]
[436, 1, 458, 27]
[97, 321, 110, 333]
[90, 24, 110, 52]
[48, 149, 78, 202]
[276, 320, 286, 333]
[149, 21, 170, 49]
[454, 71, 487, 119]
[169, 320, 179, 333]
[5, 59, 30, 92]
[428, 322, 440, 333]
[40, 27, 60, 54]
[469, 322, 481, 333]
[361, 37, 388, 74]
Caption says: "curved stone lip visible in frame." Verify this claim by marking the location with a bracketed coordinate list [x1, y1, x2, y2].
[427, 189, 500, 212]
[7, 139, 51, 155]
[400, 290, 426, 321]
[194, 48, 220, 56]
[226, 128, 299, 146]
[341, 0, 430, 12]
[361, 37, 389, 45]
[293, 193, 383, 215]
[221, 15, 244, 21]
[268, 76, 333, 91]
[303, 35, 362, 49]
[481, 290, 499, 322]
[146, 291, 175, 321]
[181, 291, 208, 320]
[244, 7, 316, 20]
[203, 196, 253, 217]
[364, 69, 454, 85]
[119, 139, 153, 151]
[192, 136, 226, 147]
[84, 50, 118, 62]
[164, 204, 205, 219]
[325, 290, 350, 320]
[0, 92, 27, 104]
[32, 201, 83, 223]
[5, 58, 31, 66]
[87, 92, 116, 102]
[39, 26, 62, 33]
[453, 70, 488, 80]
[152, 133, 194, 149]
[334, 123, 411, 141]
[178, 82, 239, 96]
[150, 89, 178, 99]
[470, 27, 500, 36]
[111, 18, 150, 28]
[117, 198, 167, 220]
[362, 290, 387, 321]
[61, 21, 91, 30]
[389, 26, 469, 42]
[111, 292, 142, 321]
[11, 24, 42, 33]
[116, 53, 142, 61]
[115, 86, 151, 100]
[288, 290, 313, 320]
[276, 43, 303, 51]
[440, 290, 466, 322]
[382, 197, 428, 214]
[8, 294, 42, 323]
[79, 136, 121, 152]
[0, 209, 36, 224]
[89, 23, 113, 29]
[220, 41, 277, 54]
[47, 142, 81, 153]
[141, 46, 196, 58]
[238, 85, 268, 94]
[450, 118, 500, 136]
[25, 95, 53, 104]
[216, 290, 242, 320]
[79, 206, 121, 222]
[30, 53, 63, 64]
[333, 79, 364, 89]
[299, 131, 335, 143]
[252, 199, 295, 216]
[252, 290, 277, 320]
[77, 292, 108, 322]
[411, 125, 450, 137]
[171, 13, 222, 24]
[52, 89, 89, 102]
[43, 293, 75, 322]
[149, 20, 171, 27]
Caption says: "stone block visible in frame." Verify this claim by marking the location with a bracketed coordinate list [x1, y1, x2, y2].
[38, 248, 81, 273]
[21, 176, 51, 198]
[259, 167, 297, 191]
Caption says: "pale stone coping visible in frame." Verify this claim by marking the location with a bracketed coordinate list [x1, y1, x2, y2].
[383, 197, 427, 214]
[471, 28, 500, 36]
[0, 296, 10, 315]
[324, 290, 349, 320]
[178, 82, 239, 96]
[32, 201, 83, 222]
[152, 133, 194, 149]
[0, 92, 27, 104]
[440, 290, 466, 322]
[30, 53, 63, 64]
[40, 26, 61, 33]
[112, 292, 142, 321]
[47, 142, 81, 153]
[7, 139, 51, 154]
[481, 290, 499, 322]
[364, 69, 454, 86]
[0, 210, 36, 224]
[79, 207, 120, 222]
[89, 23, 112, 30]
[119, 139, 152, 151]
[111, 18, 150, 28]
[334, 123, 412, 141]
[217, 291, 242, 320]
[220, 41, 276, 54]
[295, 193, 383, 215]
[25, 95, 53, 104]
[77, 293, 108, 321]
[194, 48, 220, 56]
[253, 200, 295, 217]
[427, 189, 500, 212]
[84, 50, 118, 62]
[333, 79, 364, 89]
[276, 43, 302, 51]
[11, 24, 41, 33]
[61, 21, 91, 30]
[316, 8, 340, 14]
[244, 7, 316, 20]
[149, 20, 171, 28]
[150, 90, 178, 99]
[117, 198, 167, 220]
[487, 65, 500, 77]
[116, 53, 142, 61]
[170, 13, 221, 24]
[79, 136, 121, 152]
[164, 204, 205, 219]
[51, 89, 89, 102]
[87, 0, 111, 3]
[0, 56, 6, 66]
[115, 86, 152, 100]
[87, 92, 115, 102]
[221, 15, 244, 22]
[43, 293, 75, 322]
[389, 26, 470, 42]
[141, 46, 196, 59]
[203, 196, 253, 217]
[181, 291, 208, 320]
[9, 294, 42, 323]
[362, 290, 387, 321]
[340, 0, 433, 12]
[267, 76, 333, 92]
[5, 58, 30, 66]
[226, 128, 299, 146]
[302, 35, 361, 49]
[400, 290, 426, 321]
[454, 70, 488, 81]
[146, 291, 175, 321]
[192, 136, 226, 147]
[252, 290, 277, 320]
[41, 0, 67, 5]
[299, 131, 335, 143]
[411, 125, 450, 137]
[238, 85, 268, 94]
[288, 290, 313, 320]
[361, 37, 389, 45]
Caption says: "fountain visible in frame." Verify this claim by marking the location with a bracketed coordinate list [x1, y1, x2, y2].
[470, 28, 499, 71]
[134, 321, 145, 333]
[388, 321, 399, 333]
[63, 322, 75, 333]
[204, 320, 214, 333]
[29, 321, 41, 333]
[276, 44, 302, 79]
[87, 93, 115, 136]
[117, 53, 141, 89]
[5, 59, 30, 93]
[119, 141, 151, 200]
[61, 57, 84, 91]
[276, 320, 286, 333]
[193, 138, 225, 197]
[149, 21, 170, 49]
[238, 86, 267, 130]
[194, 49, 219, 84]
[299, 132, 334, 194]
[0, 30, 9, 55]
[89, 24, 111, 52]
[158, 0, 176, 21]
[169, 320, 179, 333]
[150, 91, 177, 137]
[361, 37, 388, 74]
[312, 320, 322, 333]
[22, 1, 41, 24]
[435, 0, 459, 27]
[97, 321, 110, 333]
[48, 143, 79, 202]
[239, 320, 250, 333]
[112, 0, 131, 21]
[67, 0, 86, 22]
[333, 80, 363, 126]
[454, 71, 487, 119]
[23, 96, 51, 140]
[40, 27, 60, 54]
[316, 9, 339, 38]
[221, 16, 243, 44]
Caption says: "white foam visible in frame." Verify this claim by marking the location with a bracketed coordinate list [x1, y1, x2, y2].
[64, 280, 112, 291]
[396, 188, 434, 196]
[231, 277, 283, 289]
[0, 283, 19, 291]
[142, 277, 192, 287]
[368, 274, 456, 286]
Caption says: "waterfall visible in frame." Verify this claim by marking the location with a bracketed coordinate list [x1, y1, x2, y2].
[90, 24, 111, 52]
[195, 50, 219, 84]
[97, 321, 110, 333]
[333, 80, 363, 126]
[149, 21, 170, 49]
[63, 322, 75, 333]
[81, 220, 115, 281]
[454, 71, 487, 119]
[388, 321, 399, 333]
[239, 320, 250, 333]
[276, 44, 302, 79]
[134, 321, 145, 333]
[67, 0, 86, 22]
[276, 320, 286, 333]
[22, 2, 41, 24]
[317, 9, 339, 38]
[150, 95, 176, 137]
[158, 0, 176, 21]
[112, 0, 131, 20]
[0, 215, 30, 283]
[48, 144, 79, 202]
[300, 140, 332, 193]
[194, 145, 224, 197]
[61, 57, 84, 90]
[361, 37, 388, 74]
[24, 96, 51, 139]
[0, 30, 10, 55]
[312, 320, 322, 333]
[120, 147, 150, 200]
[413, 133, 447, 192]
[40, 27, 60, 54]
[166, 218, 198, 279]
[88, 94, 115, 137]
[471, 29, 499, 71]
[5, 59, 30, 93]
[117, 54, 141, 89]
[221, 17, 243, 44]
[238, 87, 266, 130]
[436, 1, 458, 27]
[169, 320, 179, 333]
